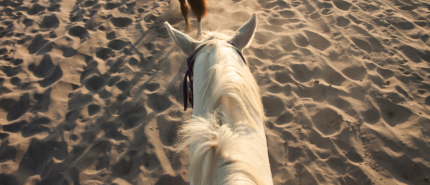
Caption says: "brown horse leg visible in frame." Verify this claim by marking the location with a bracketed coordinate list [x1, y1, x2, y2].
[179, 0, 191, 31]
[187, 0, 207, 36]
[187, 0, 207, 20]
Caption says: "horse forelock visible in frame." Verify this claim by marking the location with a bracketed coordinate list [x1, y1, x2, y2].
[199, 31, 235, 42]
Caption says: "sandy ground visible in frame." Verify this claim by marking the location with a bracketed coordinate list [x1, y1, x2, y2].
[1, 0, 430, 184]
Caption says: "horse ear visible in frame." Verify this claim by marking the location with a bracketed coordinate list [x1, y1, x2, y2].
[231, 13, 257, 51]
[165, 22, 197, 56]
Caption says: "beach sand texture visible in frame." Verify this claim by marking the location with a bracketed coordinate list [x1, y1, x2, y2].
[1, 0, 430, 184]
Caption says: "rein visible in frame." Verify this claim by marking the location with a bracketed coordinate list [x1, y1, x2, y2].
[183, 41, 247, 111]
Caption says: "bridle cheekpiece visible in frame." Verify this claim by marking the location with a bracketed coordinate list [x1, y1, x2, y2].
[182, 41, 247, 111]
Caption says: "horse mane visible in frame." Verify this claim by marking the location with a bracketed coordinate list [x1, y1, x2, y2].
[195, 31, 266, 131]
[177, 114, 267, 185]
[177, 31, 267, 185]
[187, 0, 207, 21]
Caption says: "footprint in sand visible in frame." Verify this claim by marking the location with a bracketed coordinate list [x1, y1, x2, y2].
[275, 111, 294, 126]
[318, 2, 333, 9]
[39, 66, 63, 88]
[147, 93, 172, 112]
[96, 48, 114, 60]
[105, 2, 121, 10]
[144, 83, 160, 92]
[351, 37, 372, 53]
[116, 80, 130, 91]
[111, 17, 132, 28]
[333, 0, 352, 11]
[27, 3, 45, 15]
[291, 63, 313, 82]
[304, 31, 331, 51]
[293, 33, 310, 47]
[40, 14, 59, 29]
[274, 71, 294, 84]
[255, 31, 275, 45]
[1, 66, 20, 77]
[108, 39, 127, 50]
[157, 116, 179, 146]
[88, 104, 100, 116]
[128, 57, 138, 65]
[336, 16, 350, 27]
[70, 9, 85, 22]
[425, 96, 430, 106]
[0, 93, 30, 121]
[310, 12, 321, 20]
[278, 35, 298, 52]
[22, 117, 51, 137]
[279, 10, 296, 18]
[48, 3, 60, 12]
[106, 31, 116, 40]
[399, 45, 430, 63]
[68, 26, 89, 39]
[140, 152, 161, 170]
[376, 67, 394, 79]
[154, 175, 188, 185]
[101, 122, 127, 140]
[33, 54, 54, 78]
[27, 34, 49, 54]
[3, 120, 27, 133]
[85, 75, 105, 92]
[107, 76, 120, 87]
[262, 95, 285, 117]
[341, 64, 367, 81]
[345, 151, 364, 163]
[326, 157, 347, 173]
[385, 16, 415, 30]
[19, 139, 61, 174]
[83, 0, 98, 7]
[360, 100, 380, 124]
[10, 77, 20, 86]
[118, 101, 147, 129]
[312, 108, 342, 135]
[374, 98, 416, 127]
[62, 48, 78, 57]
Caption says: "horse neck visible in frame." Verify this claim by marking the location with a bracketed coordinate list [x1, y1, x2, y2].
[188, 41, 273, 185]
[191, 41, 265, 132]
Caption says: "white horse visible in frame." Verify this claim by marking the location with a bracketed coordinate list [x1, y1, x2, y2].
[165, 13, 273, 185]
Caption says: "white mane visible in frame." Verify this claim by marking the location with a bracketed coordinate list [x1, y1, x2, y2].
[193, 32, 266, 131]
[177, 114, 267, 185]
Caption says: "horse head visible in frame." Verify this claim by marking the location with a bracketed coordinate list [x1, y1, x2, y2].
[164, 13, 257, 55]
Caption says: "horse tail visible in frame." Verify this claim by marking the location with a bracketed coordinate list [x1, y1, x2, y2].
[187, 0, 207, 22]
[176, 115, 266, 185]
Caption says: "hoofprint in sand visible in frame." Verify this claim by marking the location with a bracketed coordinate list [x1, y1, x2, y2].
[0, 0, 429, 184]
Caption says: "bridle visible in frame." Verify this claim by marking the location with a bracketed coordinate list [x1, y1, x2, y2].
[183, 41, 247, 111]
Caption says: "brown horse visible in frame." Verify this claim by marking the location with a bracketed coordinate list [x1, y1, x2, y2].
[178, 0, 207, 36]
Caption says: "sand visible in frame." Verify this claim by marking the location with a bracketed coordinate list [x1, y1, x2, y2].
[0, 0, 430, 184]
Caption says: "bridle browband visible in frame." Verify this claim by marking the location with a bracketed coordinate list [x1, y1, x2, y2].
[183, 41, 247, 111]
